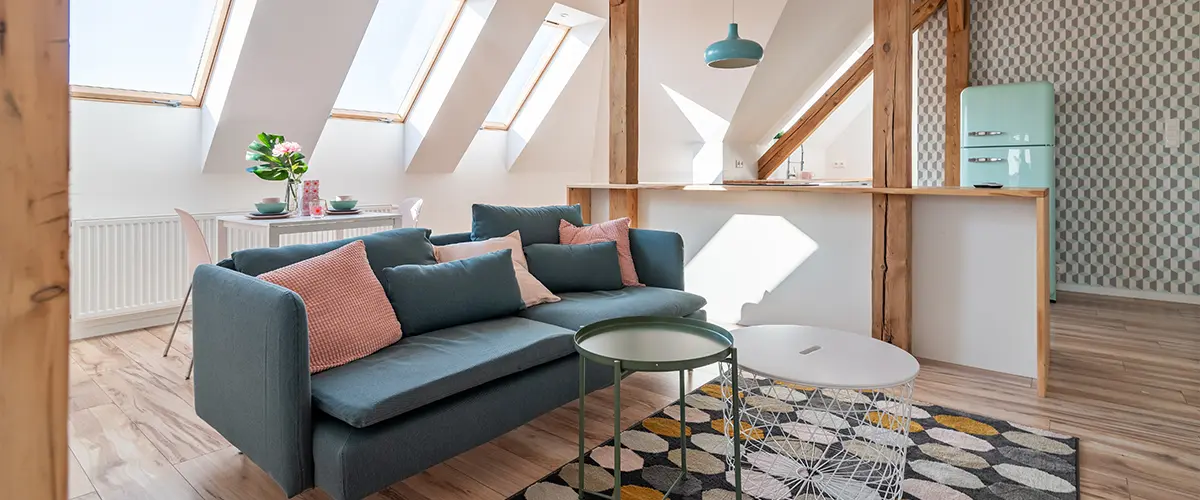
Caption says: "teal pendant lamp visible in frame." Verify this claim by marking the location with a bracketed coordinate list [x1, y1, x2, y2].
[704, 0, 763, 69]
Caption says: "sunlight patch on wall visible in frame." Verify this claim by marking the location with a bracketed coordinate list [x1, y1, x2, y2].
[662, 84, 730, 184]
[685, 214, 818, 324]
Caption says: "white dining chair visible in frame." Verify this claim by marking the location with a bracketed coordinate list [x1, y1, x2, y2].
[164, 208, 212, 379]
[395, 197, 424, 228]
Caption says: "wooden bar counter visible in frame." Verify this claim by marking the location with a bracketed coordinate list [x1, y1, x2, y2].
[567, 183, 1052, 396]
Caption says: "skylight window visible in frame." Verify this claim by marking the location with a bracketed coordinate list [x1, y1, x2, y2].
[332, 0, 465, 122]
[69, 0, 232, 106]
[482, 21, 570, 130]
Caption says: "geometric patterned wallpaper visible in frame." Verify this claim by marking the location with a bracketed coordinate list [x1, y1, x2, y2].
[916, 0, 1200, 296]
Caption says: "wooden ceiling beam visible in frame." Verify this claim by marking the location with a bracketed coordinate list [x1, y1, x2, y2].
[944, 0, 970, 186]
[757, 0, 945, 179]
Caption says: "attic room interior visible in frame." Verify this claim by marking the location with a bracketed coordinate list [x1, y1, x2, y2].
[1, 0, 1197, 499]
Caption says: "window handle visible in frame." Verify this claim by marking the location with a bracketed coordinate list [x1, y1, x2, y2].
[0, 21, 6, 57]
[152, 100, 182, 107]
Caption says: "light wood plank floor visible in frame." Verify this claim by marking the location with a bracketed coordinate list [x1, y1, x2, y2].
[66, 292, 1200, 500]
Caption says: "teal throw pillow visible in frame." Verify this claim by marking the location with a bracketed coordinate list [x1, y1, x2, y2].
[523, 242, 624, 294]
[232, 228, 436, 282]
[383, 249, 524, 336]
[470, 203, 584, 244]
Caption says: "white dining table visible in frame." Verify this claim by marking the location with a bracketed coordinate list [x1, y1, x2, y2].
[215, 211, 401, 258]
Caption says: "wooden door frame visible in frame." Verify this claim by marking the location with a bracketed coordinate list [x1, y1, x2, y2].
[0, 0, 72, 498]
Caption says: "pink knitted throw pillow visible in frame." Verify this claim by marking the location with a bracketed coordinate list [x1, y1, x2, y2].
[559, 218, 641, 287]
[258, 240, 402, 373]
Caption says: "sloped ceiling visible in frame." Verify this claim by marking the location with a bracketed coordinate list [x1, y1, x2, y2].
[726, 0, 873, 148]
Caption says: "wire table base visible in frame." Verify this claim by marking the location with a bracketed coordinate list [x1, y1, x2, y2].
[720, 365, 916, 500]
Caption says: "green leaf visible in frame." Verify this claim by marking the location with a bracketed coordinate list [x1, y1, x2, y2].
[292, 163, 308, 175]
[249, 166, 288, 181]
[246, 151, 274, 162]
[256, 132, 272, 146]
[248, 141, 272, 155]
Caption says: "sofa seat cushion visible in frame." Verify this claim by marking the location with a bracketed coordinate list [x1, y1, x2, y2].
[310, 316, 575, 428]
[517, 287, 707, 330]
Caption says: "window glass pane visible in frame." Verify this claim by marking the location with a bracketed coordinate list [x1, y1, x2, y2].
[486, 24, 566, 125]
[70, 0, 220, 94]
[334, 0, 460, 114]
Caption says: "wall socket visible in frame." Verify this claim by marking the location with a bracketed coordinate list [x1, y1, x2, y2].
[1163, 118, 1181, 148]
[832, 161, 846, 169]
[735, 160, 745, 169]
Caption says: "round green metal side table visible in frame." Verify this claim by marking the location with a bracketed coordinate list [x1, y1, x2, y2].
[574, 317, 743, 500]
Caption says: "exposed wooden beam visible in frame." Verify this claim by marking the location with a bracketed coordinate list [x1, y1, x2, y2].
[944, 0, 969, 187]
[1036, 196, 1051, 396]
[609, 0, 638, 185]
[609, 190, 639, 228]
[758, 0, 945, 179]
[0, 0, 72, 497]
[871, 0, 913, 351]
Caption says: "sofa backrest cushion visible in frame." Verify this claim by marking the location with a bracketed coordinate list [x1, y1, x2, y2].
[559, 217, 641, 287]
[470, 204, 584, 245]
[523, 242, 624, 294]
[258, 240, 403, 373]
[435, 230, 559, 308]
[232, 228, 436, 281]
[384, 249, 524, 336]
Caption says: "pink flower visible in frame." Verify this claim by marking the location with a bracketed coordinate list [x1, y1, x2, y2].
[272, 141, 302, 156]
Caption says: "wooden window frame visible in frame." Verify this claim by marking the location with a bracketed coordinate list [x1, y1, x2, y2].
[68, 0, 234, 107]
[481, 20, 570, 131]
[331, 0, 467, 123]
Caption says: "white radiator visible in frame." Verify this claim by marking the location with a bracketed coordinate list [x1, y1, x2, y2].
[69, 206, 396, 337]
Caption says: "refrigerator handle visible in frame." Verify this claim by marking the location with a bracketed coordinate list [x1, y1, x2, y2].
[968, 131, 1005, 137]
[968, 157, 1006, 163]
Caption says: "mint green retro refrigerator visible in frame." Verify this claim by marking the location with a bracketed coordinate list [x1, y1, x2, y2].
[960, 81, 1057, 301]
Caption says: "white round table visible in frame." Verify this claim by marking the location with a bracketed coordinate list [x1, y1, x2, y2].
[721, 325, 920, 500]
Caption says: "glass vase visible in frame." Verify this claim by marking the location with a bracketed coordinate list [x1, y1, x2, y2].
[283, 180, 299, 213]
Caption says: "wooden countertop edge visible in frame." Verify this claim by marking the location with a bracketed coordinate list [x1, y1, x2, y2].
[567, 183, 1049, 198]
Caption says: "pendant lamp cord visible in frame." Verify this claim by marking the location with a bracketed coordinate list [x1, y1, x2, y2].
[731, 0, 736, 22]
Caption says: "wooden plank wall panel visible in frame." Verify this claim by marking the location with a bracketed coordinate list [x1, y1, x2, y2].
[0, 0, 72, 498]
[871, 0, 914, 351]
[757, 0, 945, 179]
[944, 0, 969, 187]
[567, 187, 593, 225]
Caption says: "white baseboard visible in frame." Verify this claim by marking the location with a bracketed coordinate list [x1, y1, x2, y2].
[1058, 283, 1200, 306]
[72, 306, 192, 340]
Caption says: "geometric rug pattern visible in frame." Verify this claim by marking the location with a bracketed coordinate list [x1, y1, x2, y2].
[508, 379, 1079, 500]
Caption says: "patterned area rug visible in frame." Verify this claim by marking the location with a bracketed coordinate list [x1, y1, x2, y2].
[509, 379, 1078, 500]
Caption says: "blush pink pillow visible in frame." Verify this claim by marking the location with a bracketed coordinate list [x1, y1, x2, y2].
[258, 240, 402, 373]
[435, 230, 559, 307]
[559, 218, 641, 287]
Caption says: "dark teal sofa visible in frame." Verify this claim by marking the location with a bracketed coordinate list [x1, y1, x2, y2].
[191, 228, 706, 500]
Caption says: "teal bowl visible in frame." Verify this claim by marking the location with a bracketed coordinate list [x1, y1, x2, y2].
[254, 202, 287, 214]
[330, 200, 358, 211]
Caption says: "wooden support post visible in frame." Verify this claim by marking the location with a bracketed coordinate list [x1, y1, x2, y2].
[944, 0, 969, 187]
[567, 187, 593, 224]
[871, 0, 913, 351]
[609, 0, 639, 224]
[609, 190, 639, 228]
[0, 0, 72, 498]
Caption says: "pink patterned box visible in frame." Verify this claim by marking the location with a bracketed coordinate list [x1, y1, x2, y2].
[301, 179, 320, 216]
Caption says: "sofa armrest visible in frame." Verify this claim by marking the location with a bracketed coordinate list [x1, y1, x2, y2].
[629, 228, 685, 290]
[430, 231, 472, 246]
[191, 264, 313, 496]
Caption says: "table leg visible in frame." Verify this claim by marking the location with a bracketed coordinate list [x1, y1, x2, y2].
[577, 356, 586, 499]
[612, 360, 622, 500]
[730, 348, 742, 500]
[268, 227, 280, 248]
[679, 370, 687, 474]
[216, 220, 228, 259]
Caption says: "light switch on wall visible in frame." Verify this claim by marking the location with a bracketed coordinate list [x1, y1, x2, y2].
[1163, 118, 1181, 148]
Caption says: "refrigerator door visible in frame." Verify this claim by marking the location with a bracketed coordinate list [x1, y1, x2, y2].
[961, 81, 1055, 148]
[961, 145, 1057, 300]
